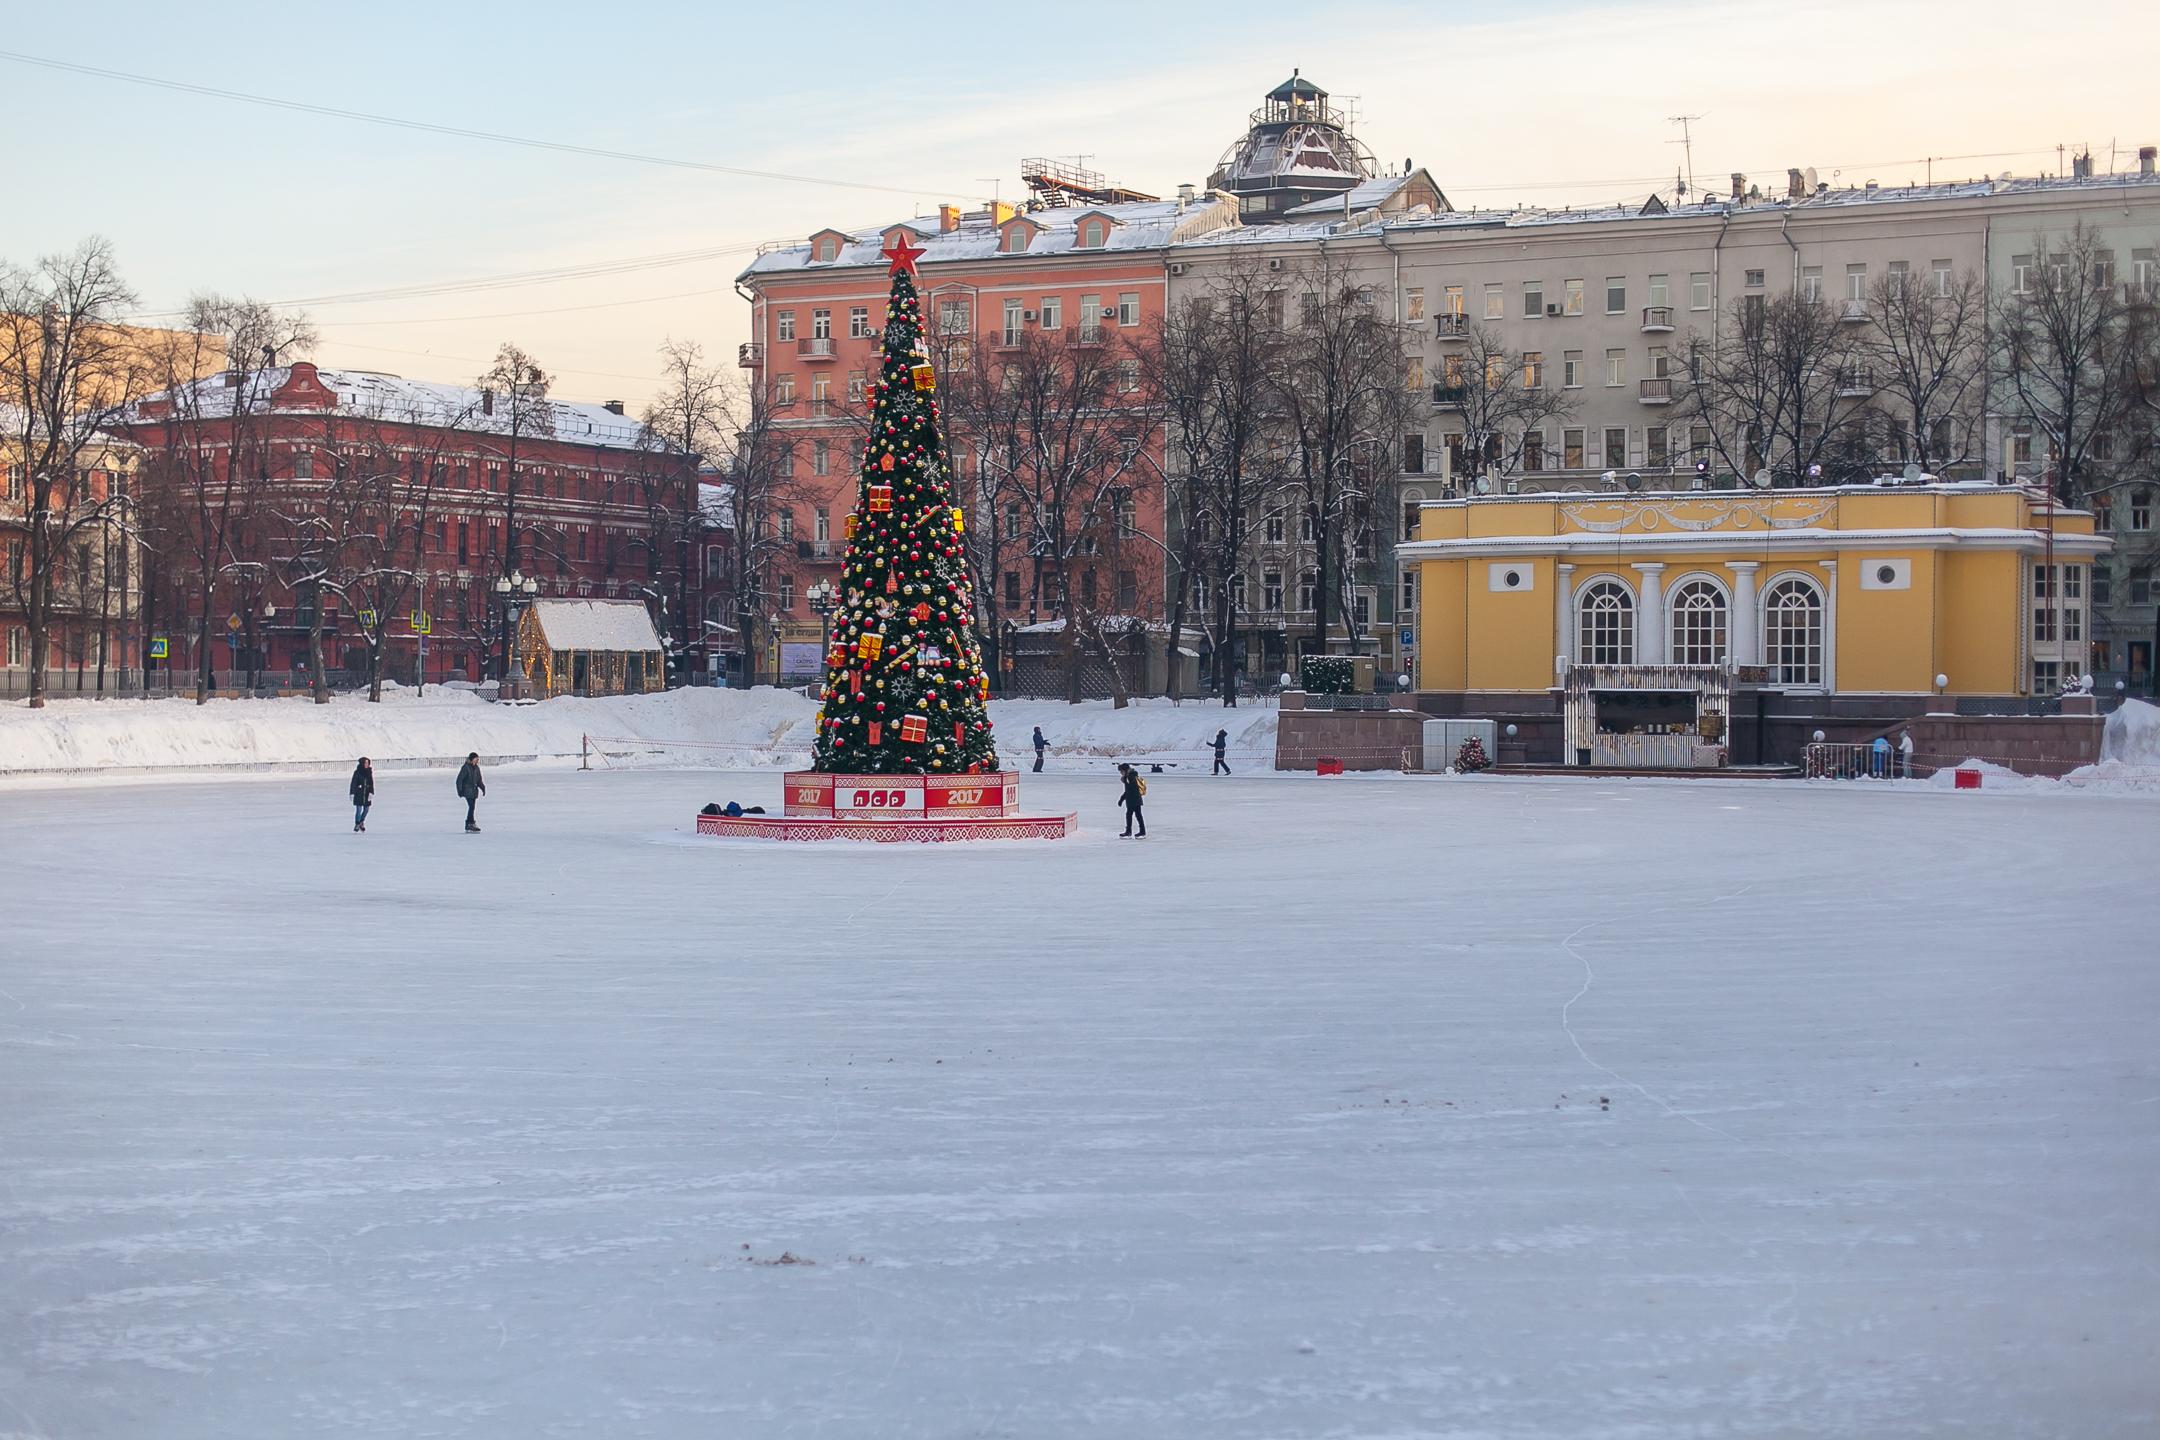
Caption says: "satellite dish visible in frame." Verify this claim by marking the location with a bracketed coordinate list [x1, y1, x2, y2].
[1600, 469, 1618, 489]
[1752, 469, 1773, 489]
[1474, 475, 1491, 495]
[1623, 471, 1642, 492]
[1901, 462, 1923, 483]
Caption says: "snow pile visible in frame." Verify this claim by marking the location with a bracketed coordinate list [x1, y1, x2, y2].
[0, 688, 1278, 779]
[2101, 699, 2160, 765]
[0, 685, 819, 778]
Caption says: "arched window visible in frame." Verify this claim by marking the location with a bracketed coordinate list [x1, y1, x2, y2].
[1668, 578, 1728, 666]
[1763, 576, 1825, 686]
[1577, 579, 1635, 665]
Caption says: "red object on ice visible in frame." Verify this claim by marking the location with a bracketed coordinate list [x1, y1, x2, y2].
[1953, 767, 1982, 790]
[1316, 756, 1344, 776]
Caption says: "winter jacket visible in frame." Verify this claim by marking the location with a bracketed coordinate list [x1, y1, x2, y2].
[455, 760, 485, 799]
[1212, 732, 1228, 755]
[349, 765, 374, 803]
[1119, 772, 1145, 810]
[1032, 729, 1047, 752]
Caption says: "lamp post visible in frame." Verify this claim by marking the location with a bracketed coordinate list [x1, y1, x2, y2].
[806, 579, 838, 666]
[496, 570, 539, 695]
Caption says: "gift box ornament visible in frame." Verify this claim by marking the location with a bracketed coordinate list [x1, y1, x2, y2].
[899, 713, 928, 744]
[950, 506, 964, 532]
[855, 633, 884, 661]
[868, 485, 893, 513]
[843, 512, 859, 538]
[910, 363, 935, 392]
[867, 721, 882, 745]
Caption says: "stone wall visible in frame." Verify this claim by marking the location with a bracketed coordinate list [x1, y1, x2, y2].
[1897, 713, 2106, 776]
[1274, 692, 1431, 771]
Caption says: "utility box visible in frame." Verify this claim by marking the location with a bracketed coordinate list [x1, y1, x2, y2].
[1421, 718, 1497, 771]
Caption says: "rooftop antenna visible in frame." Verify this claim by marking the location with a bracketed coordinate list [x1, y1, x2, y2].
[1668, 114, 1703, 201]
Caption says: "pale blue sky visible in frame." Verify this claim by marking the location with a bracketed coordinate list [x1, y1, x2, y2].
[2, 0, 2146, 404]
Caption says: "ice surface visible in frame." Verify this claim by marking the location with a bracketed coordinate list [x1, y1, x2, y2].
[3, 770, 2157, 1438]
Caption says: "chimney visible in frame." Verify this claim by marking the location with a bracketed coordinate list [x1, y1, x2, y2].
[481, 388, 495, 416]
[2140, 145, 2156, 177]
[938, 204, 962, 233]
[1730, 172, 1746, 201]
[1176, 181, 1196, 205]
[2072, 150, 2093, 179]
[1787, 168, 1805, 199]
[990, 200, 1016, 225]
[603, 399, 625, 416]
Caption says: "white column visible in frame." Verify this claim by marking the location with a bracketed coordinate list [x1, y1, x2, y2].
[1633, 563, 1667, 665]
[1820, 560, 1838, 693]
[1554, 563, 1577, 679]
[1729, 562, 1761, 667]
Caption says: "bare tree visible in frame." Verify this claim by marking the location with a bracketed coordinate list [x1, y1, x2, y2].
[632, 339, 722, 678]
[709, 370, 801, 687]
[1676, 291, 1869, 486]
[940, 323, 1161, 704]
[1439, 323, 1580, 480]
[133, 295, 315, 702]
[474, 344, 553, 677]
[1264, 251, 1414, 662]
[0, 239, 147, 706]
[1862, 265, 1987, 473]
[1992, 223, 2143, 503]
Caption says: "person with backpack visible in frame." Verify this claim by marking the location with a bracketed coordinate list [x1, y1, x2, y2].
[349, 756, 374, 832]
[1117, 762, 1147, 838]
[1031, 726, 1047, 773]
[455, 752, 486, 832]
[1211, 728, 1230, 776]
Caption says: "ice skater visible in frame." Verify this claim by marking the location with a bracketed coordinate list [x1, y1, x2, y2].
[1211, 728, 1231, 776]
[456, 752, 486, 832]
[1117, 762, 1147, 838]
[1899, 728, 1916, 779]
[1032, 725, 1047, 773]
[349, 756, 374, 832]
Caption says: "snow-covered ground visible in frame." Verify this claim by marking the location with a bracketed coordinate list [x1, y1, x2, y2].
[0, 688, 1275, 779]
[3, 770, 2156, 1438]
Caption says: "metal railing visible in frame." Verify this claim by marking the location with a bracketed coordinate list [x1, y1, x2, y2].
[738, 342, 763, 368]
[1640, 305, 1674, 330]
[797, 336, 836, 359]
[1431, 383, 1469, 408]
[1435, 313, 1470, 340]
[1637, 377, 1674, 403]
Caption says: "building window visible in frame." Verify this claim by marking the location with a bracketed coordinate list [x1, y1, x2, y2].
[1845, 263, 1868, 302]
[1524, 280, 1544, 317]
[1604, 427, 1627, 467]
[1605, 277, 1626, 314]
[1483, 284, 1504, 319]
[1265, 508, 1284, 544]
[1563, 350, 1583, 389]
[1079, 220, 1106, 248]
[849, 306, 870, 338]
[1690, 272, 1711, 310]
[1647, 426, 1669, 468]
[1405, 287, 1426, 321]
[1039, 296, 1062, 330]
[1577, 580, 1635, 666]
[1229, 573, 1247, 611]
[1444, 285, 1463, 315]
[2132, 489, 2151, 530]
[1297, 570, 1318, 613]
[1003, 571, 1021, 609]
[1745, 268, 1765, 289]
[1800, 267, 1823, 301]
[1523, 351, 1544, 389]
[1403, 434, 1425, 474]
[815, 507, 830, 542]
[778, 575, 794, 611]
[1524, 431, 1545, 471]
[1563, 279, 1584, 316]
[1401, 569, 1416, 613]
[938, 300, 969, 336]
[1002, 298, 1024, 344]
[2033, 660, 2060, 694]
[847, 372, 866, 405]
[1563, 428, 1585, 469]
[812, 441, 829, 477]
[810, 375, 830, 411]
[1604, 349, 1626, 386]
[1406, 355, 1425, 391]
[1079, 295, 1103, 340]
[5, 627, 20, 667]
[1669, 579, 1728, 665]
[1763, 577, 1825, 687]
[811, 308, 832, 340]
[1648, 274, 1669, 307]
[1117, 293, 1140, 327]
[2011, 254, 2033, 294]
[1117, 569, 1137, 612]
[1263, 570, 1283, 611]
[776, 311, 796, 342]
[1001, 224, 1029, 254]
[774, 374, 795, 405]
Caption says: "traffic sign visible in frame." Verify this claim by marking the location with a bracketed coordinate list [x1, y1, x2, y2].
[359, 609, 377, 627]
[411, 611, 431, 635]
[225, 613, 242, 633]
[1398, 627, 1413, 648]
[149, 636, 168, 660]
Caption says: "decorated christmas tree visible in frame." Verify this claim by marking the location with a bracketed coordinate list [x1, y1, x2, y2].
[810, 233, 999, 775]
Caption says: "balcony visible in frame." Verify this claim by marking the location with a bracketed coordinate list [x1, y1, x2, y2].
[795, 539, 836, 560]
[1640, 305, 1674, 332]
[1074, 325, 1105, 346]
[737, 342, 763, 368]
[1834, 367, 1875, 397]
[797, 336, 837, 361]
[1637, 377, 1674, 404]
[1431, 383, 1469, 409]
[994, 329, 1025, 350]
[1840, 300, 1870, 324]
[1434, 313, 1470, 342]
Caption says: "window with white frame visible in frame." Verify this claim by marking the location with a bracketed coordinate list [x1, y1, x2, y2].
[5, 627, 20, 667]
[1401, 568, 1416, 613]
[1263, 570, 1283, 611]
[1484, 284, 1504, 319]
[1690, 272, 1712, 310]
[1932, 259, 1954, 296]
[1649, 274, 1669, 307]
[1405, 287, 1426, 320]
[1297, 570, 1318, 612]
[1605, 277, 1626, 314]
[1523, 280, 1544, 317]
[1801, 267, 1823, 301]
[1604, 349, 1626, 386]
[2131, 489, 2151, 530]
[1265, 508, 1284, 544]
[811, 308, 832, 340]
[776, 311, 796, 342]
[1577, 580, 1635, 665]
[1002, 298, 1024, 344]
[1036, 296, 1061, 331]
[1563, 279, 1584, 316]
[2011, 254, 2033, 293]
[938, 299, 970, 336]
[1669, 579, 1728, 665]
[811, 441, 829, 478]
[1118, 292, 1140, 326]
[1563, 350, 1583, 388]
[1845, 263, 1867, 302]
[1763, 576, 1825, 686]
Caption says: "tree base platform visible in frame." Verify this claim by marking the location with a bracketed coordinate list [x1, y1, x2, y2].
[694, 812, 1075, 843]
[694, 771, 1074, 841]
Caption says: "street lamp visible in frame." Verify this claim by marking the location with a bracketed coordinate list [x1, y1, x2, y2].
[496, 569, 539, 693]
[805, 578, 839, 662]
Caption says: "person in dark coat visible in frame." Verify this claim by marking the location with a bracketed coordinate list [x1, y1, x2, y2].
[455, 752, 486, 832]
[1117, 762, 1147, 838]
[349, 757, 374, 832]
[1031, 726, 1047, 773]
[1211, 728, 1231, 776]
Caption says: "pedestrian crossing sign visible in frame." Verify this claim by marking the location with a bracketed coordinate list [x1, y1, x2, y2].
[411, 612, 431, 635]
[149, 636, 168, 660]
[359, 609, 377, 627]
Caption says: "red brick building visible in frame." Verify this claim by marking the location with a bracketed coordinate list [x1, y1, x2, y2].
[122, 362, 699, 687]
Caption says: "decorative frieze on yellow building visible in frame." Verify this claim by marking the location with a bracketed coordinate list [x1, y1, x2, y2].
[1401, 484, 2106, 698]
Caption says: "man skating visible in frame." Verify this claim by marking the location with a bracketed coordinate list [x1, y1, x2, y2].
[1031, 726, 1047, 773]
[1211, 728, 1230, 776]
[1117, 762, 1147, 838]
[455, 752, 486, 832]
[349, 756, 374, 832]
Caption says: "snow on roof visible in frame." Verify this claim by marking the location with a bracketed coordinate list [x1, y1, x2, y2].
[130, 366, 666, 453]
[528, 599, 663, 653]
[698, 481, 735, 529]
[1281, 175, 1412, 217]
[742, 197, 1235, 278]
